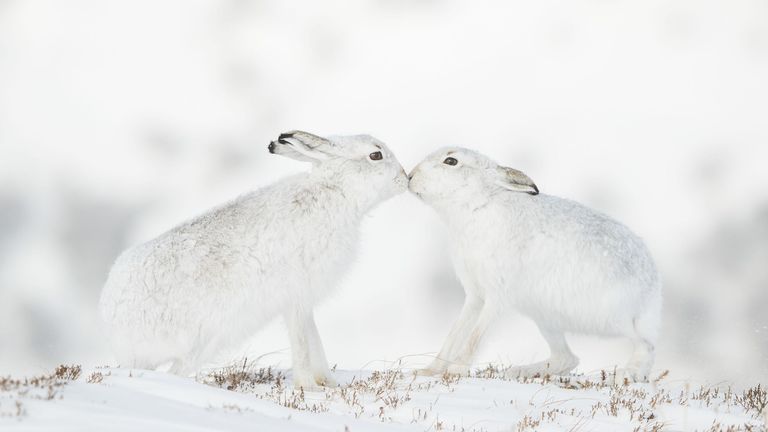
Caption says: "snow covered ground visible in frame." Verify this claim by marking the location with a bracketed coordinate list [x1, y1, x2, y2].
[2, 0, 768, 389]
[1, 363, 766, 431]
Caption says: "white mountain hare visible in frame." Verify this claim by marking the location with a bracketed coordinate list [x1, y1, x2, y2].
[99, 131, 408, 389]
[409, 148, 662, 382]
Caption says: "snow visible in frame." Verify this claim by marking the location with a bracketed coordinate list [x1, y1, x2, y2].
[1, 365, 765, 431]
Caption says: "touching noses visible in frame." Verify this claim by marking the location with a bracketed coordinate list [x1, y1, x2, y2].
[407, 167, 418, 181]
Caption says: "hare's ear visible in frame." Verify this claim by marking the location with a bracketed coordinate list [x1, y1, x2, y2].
[268, 130, 339, 162]
[495, 166, 539, 195]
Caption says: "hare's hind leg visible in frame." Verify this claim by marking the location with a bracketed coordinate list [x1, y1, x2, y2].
[620, 308, 659, 382]
[610, 295, 660, 383]
[621, 336, 655, 382]
[505, 326, 578, 379]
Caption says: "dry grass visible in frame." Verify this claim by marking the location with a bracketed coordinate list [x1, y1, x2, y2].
[1, 364, 82, 395]
[207, 357, 285, 391]
[736, 384, 768, 418]
[86, 371, 105, 384]
[201, 360, 767, 432]
[53, 364, 82, 381]
[0, 364, 83, 419]
[1, 361, 764, 431]
[203, 358, 326, 412]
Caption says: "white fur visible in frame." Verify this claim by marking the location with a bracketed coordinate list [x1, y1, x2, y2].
[409, 147, 662, 381]
[99, 131, 407, 389]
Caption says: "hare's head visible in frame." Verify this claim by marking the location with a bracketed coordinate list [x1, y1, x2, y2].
[269, 130, 408, 202]
[408, 147, 538, 207]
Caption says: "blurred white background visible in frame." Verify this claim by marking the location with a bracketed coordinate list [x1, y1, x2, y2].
[1, 0, 767, 387]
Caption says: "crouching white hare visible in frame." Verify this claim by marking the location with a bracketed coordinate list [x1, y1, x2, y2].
[99, 131, 408, 389]
[409, 148, 662, 382]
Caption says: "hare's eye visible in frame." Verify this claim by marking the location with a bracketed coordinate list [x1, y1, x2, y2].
[443, 157, 458, 166]
[369, 151, 383, 161]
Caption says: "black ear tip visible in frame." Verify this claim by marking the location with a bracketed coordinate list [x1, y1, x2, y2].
[278, 132, 294, 141]
[528, 184, 540, 195]
[268, 141, 276, 153]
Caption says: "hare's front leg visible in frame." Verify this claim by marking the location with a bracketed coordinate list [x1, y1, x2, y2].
[304, 310, 337, 387]
[284, 308, 336, 390]
[421, 295, 493, 376]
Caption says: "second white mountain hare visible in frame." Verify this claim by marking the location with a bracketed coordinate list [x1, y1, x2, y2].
[99, 131, 408, 389]
[408, 148, 662, 382]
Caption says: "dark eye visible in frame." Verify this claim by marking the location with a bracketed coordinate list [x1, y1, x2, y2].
[443, 157, 458, 166]
[369, 151, 383, 161]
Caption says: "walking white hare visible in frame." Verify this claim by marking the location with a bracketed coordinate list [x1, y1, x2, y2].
[408, 148, 661, 382]
[99, 131, 408, 389]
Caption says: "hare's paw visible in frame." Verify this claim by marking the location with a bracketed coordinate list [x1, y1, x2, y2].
[415, 367, 443, 377]
[313, 370, 338, 388]
[292, 371, 322, 391]
[505, 362, 549, 379]
[416, 358, 468, 377]
[505, 359, 576, 379]
[415, 364, 468, 379]
[292, 369, 338, 390]
[445, 363, 470, 376]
